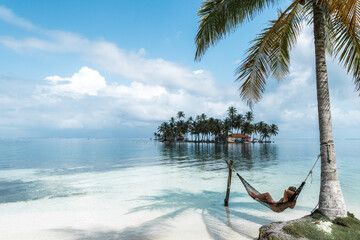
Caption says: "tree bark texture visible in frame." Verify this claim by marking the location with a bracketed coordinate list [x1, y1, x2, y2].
[313, 2, 346, 219]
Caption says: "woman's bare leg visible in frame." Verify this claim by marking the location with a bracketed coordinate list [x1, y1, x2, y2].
[249, 190, 276, 203]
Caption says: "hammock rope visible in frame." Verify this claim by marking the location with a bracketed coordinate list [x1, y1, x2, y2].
[231, 155, 321, 211]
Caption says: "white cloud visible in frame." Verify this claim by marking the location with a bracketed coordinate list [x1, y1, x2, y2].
[39, 67, 106, 98]
[0, 15, 217, 97]
[0, 6, 35, 30]
[332, 109, 360, 126]
[103, 81, 167, 100]
[292, 23, 314, 62]
[31, 66, 237, 130]
[0, 32, 88, 53]
[84, 40, 218, 96]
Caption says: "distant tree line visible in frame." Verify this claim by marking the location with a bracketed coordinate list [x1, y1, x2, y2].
[154, 106, 278, 143]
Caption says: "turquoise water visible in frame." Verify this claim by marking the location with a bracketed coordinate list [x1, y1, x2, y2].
[0, 138, 358, 239]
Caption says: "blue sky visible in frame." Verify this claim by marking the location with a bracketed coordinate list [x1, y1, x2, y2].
[0, 0, 359, 139]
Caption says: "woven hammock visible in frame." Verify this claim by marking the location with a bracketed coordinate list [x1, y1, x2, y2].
[237, 173, 306, 212]
[228, 155, 320, 212]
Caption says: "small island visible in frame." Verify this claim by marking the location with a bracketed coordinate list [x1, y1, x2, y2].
[154, 106, 278, 143]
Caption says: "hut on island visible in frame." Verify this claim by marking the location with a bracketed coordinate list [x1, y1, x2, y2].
[227, 133, 251, 143]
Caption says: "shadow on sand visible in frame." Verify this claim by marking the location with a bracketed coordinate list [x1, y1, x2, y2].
[52, 189, 300, 240]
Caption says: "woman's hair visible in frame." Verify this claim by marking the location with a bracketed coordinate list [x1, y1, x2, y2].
[288, 186, 297, 192]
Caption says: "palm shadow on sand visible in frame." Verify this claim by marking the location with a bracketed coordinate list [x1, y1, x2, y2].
[53, 189, 300, 240]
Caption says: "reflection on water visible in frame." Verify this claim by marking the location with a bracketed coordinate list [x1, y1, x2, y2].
[158, 142, 278, 172]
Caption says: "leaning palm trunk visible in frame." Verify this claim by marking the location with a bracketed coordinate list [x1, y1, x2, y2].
[313, 2, 346, 218]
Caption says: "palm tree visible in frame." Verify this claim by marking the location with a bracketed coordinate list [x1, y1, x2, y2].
[222, 118, 232, 140]
[260, 123, 271, 142]
[194, 115, 202, 142]
[200, 113, 207, 121]
[176, 120, 186, 139]
[213, 118, 223, 141]
[269, 124, 279, 140]
[245, 111, 254, 123]
[195, 0, 359, 218]
[169, 117, 176, 128]
[227, 106, 237, 119]
[241, 121, 254, 137]
[177, 111, 185, 120]
[227, 106, 237, 132]
[185, 116, 193, 141]
[158, 122, 173, 141]
[206, 117, 215, 141]
[234, 114, 244, 133]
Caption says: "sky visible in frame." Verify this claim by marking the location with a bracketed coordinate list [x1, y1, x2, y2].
[0, 0, 359, 139]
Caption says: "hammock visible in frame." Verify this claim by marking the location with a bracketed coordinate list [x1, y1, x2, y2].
[233, 155, 320, 212]
[237, 173, 305, 212]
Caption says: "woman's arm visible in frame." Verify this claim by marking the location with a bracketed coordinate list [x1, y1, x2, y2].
[283, 190, 289, 202]
[283, 189, 295, 202]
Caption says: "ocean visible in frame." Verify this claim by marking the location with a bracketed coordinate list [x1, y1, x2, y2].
[0, 138, 358, 239]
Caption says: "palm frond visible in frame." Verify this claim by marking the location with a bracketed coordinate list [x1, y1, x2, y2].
[320, 0, 360, 28]
[331, 19, 360, 92]
[195, 0, 279, 61]
[270, 6, 304, 80]
[323, 0, 360, 92]
[236, 0, 304, 107]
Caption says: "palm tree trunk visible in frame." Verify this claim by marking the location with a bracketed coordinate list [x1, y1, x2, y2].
[313, 2, 346, 219]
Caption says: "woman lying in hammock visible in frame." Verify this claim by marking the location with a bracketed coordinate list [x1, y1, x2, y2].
[248, 186, 297, 213]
